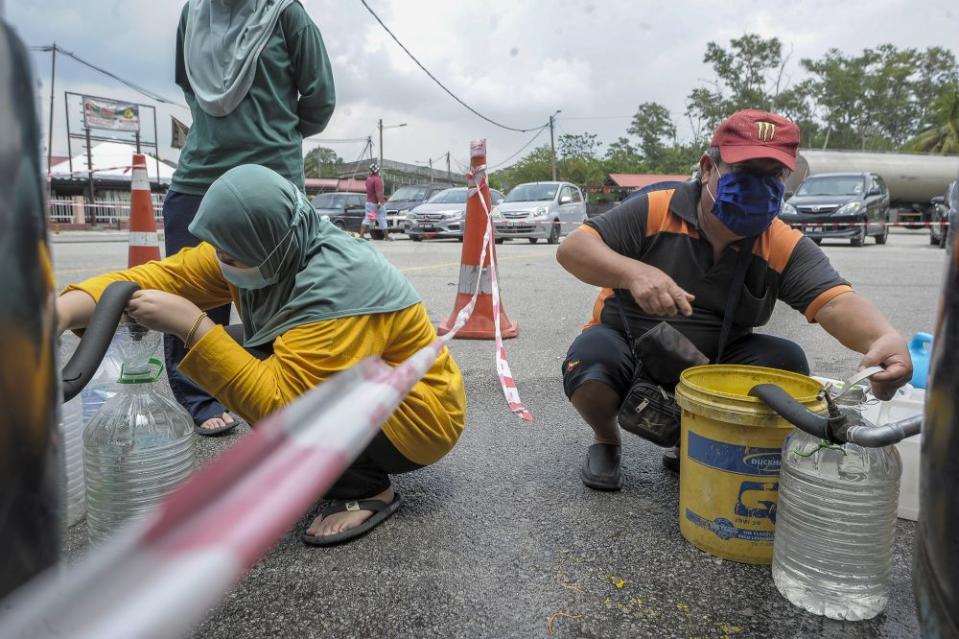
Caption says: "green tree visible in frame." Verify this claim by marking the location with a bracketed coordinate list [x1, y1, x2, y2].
[604, 136, 645, 173]
[558, 132, 602, 160]
[801, 45, 959, 151]
[904, 87, 959, 154]
[494, 145, 553, 190]
[912, 47, 959, 131]
[628, 102, 676, 164]
[303, 146, 341, 178]
[685, 34, 789, 137]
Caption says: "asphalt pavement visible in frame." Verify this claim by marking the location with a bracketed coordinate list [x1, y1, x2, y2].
[54, 229, 946, 638]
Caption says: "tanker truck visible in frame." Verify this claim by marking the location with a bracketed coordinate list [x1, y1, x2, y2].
[786, 150, 959, 228]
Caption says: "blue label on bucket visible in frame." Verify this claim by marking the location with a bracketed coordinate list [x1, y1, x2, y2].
[685, 510, 775, 542]
[734, 481, 778, 523]
[686, 431, 782, 476]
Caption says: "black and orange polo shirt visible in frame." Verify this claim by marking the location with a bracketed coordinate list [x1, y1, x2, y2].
[580, 180, 852, 360]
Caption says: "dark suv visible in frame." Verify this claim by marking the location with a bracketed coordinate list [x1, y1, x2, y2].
[780, 172, 890, 246]
[930, 180, 958, 251]
[311, 192, 367, 233]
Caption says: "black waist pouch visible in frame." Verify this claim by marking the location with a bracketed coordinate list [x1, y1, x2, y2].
[617, 321, 708, 447]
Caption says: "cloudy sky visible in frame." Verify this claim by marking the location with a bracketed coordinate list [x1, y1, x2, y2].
[7, 0, 958, 172]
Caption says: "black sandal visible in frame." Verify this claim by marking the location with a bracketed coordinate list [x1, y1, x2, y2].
[300, 493, 403, 547]
[581, 443, 623, 491]
[193, 413, 239, 437]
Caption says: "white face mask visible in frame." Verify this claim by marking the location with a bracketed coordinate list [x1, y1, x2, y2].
[217, 259, 272, 290]
[217, 229, 295, 290]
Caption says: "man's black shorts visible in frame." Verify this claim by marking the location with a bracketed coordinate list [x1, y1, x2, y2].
[562, 324, 635, 399]
[562, 324, 810, 399]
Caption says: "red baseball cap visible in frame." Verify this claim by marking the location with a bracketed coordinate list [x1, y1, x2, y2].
[710, 109, 800, 171]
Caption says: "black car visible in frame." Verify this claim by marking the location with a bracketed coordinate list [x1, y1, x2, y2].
[383, 183, 454, 234]
[780, 172, 891, 246]
[311, 191, 367, 233]
[930, 180, 958, 250]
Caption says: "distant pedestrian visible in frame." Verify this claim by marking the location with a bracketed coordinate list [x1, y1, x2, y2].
[361, 163, 391, 240]
[165, 0, 336, 435]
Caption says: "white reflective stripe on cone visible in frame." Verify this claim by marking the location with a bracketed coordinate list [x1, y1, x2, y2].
[131, 169, 150, 191]
[129, 231, 159, 247]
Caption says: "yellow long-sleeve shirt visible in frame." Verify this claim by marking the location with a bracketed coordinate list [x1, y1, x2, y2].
[65, 243, 465, 465]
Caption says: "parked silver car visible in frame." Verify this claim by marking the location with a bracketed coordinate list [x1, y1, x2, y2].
[492, 181, 588, 244]
[406, 187, 505, 241]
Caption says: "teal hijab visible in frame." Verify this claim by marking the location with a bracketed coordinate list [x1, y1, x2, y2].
[183, 0, 295, 117]
[189, 164, 421, 347]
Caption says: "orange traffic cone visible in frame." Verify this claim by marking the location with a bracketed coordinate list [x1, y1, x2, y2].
[128, 153, 161, 267]
[437, 140, 518, 339]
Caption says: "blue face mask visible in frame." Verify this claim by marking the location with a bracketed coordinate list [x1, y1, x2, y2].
[706, 169, 785, 237]
[216, 229, 294, 290]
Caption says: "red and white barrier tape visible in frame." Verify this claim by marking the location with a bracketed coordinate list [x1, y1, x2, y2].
[0, 354, 427, 638]
[785, 221, 944, 229]
[0, 174, 530, 637]
[467, 162, 533, 421]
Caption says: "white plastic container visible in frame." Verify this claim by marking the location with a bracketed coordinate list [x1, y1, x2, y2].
[861, 385, 924, 521]
[59, 394, 86, 527]
[812, 376, 924, 521]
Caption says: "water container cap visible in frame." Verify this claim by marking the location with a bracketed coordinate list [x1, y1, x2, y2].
[117, 357, 164, 385]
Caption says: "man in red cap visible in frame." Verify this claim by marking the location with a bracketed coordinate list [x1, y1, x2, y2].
[556, 109, 912, 489]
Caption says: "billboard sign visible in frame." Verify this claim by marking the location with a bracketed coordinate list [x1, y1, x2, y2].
[82, 96, 140, 133]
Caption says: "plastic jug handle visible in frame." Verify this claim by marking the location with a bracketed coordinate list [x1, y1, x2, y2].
[910, 332, 934, 353]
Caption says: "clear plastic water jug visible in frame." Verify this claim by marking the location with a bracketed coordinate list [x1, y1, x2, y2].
[83, 324, 195, 543]
[772, 426, 902, 620]
[58, 393, 86, 527]
[80, 325, 176, 427]
[80, 341, 120, 427]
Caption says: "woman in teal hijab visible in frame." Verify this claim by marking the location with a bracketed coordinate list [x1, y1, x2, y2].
[57, 165, 466, 546]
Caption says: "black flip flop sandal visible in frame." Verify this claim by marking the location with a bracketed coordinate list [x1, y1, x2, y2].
[581, 443, 623, 491]
[300, 493, 402, 547]
[193, 413, 239, 437]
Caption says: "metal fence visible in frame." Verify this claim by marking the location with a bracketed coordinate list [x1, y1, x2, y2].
[48, 196, 165, 226]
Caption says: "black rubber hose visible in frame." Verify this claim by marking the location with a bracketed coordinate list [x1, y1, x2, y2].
[61, 281, 139, 402]
[749, 383, 831, 439]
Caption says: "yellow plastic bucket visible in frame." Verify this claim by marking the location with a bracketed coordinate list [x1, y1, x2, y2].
[674, 364, 825, 564]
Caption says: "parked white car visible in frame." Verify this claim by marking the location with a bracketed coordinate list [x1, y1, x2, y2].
[492, 181, 588, 244]
[406, 187, 505, 241]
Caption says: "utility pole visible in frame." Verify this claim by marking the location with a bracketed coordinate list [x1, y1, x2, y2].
[549, 110, 561, 181]
[376, 119, 407, 171]
[47, 43, 57, 170]
[428, 157, 433, 183]
[446, 151, 451, 183]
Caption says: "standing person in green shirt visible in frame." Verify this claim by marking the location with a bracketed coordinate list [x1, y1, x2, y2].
[165, 0, 335, 436]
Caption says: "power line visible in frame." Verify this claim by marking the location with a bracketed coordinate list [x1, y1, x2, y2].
[304, 136, 371, 144]
[358, 0, 543, 133]
[31, 44, 185, 108]
[489, 126, 549, 171]
[560, 114, 634, 121]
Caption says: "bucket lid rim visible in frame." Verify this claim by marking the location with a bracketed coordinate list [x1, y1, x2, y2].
[678, 364, 824, 405]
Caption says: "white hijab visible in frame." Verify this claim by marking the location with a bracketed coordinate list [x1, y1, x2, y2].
[183, 0, 295, 117]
